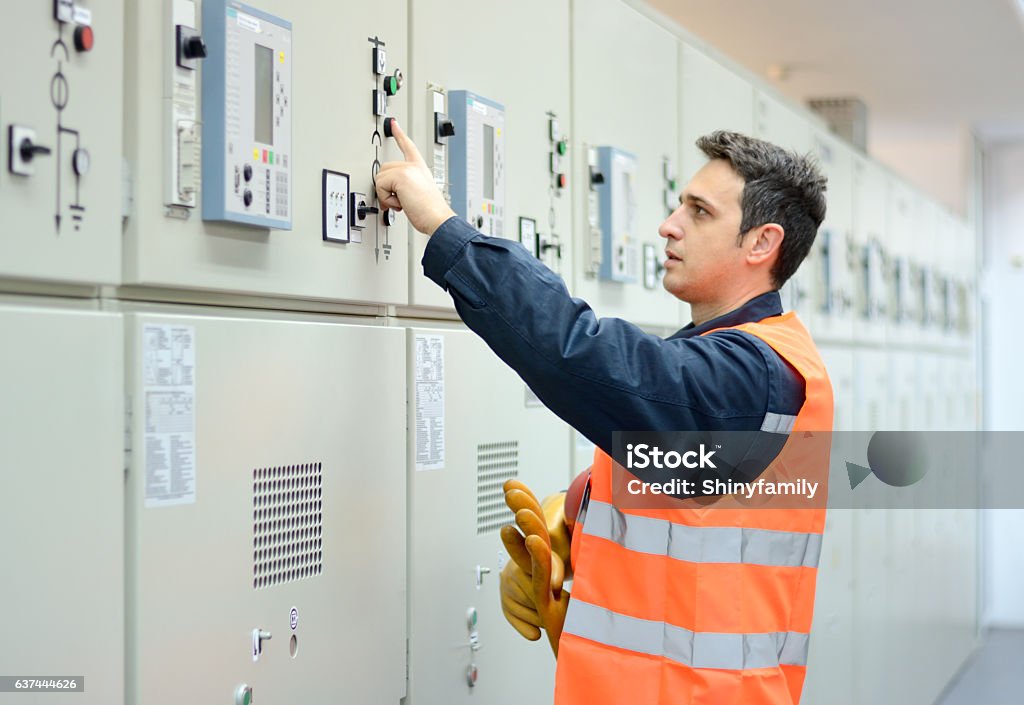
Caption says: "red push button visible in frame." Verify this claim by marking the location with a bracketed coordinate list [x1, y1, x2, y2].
[74, 25, 94, 52]
[557, 173, 568, 189]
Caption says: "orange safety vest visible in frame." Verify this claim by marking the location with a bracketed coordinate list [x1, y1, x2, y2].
[556, 312, 834, 705]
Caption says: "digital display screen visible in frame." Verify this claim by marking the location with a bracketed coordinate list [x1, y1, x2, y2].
[483, 124, 494, 200]
[254, 44, 273, 146]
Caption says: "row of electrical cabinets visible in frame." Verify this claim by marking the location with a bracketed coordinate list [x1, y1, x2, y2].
[0, 0, 978, 340]
[1, 299, 981, 705]
[0, 300, 571, 705]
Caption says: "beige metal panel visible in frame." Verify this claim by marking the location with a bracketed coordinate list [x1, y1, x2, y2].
[405, 326, 571, 705]
[805, 129, 856, 343]
[406, 0, 572, 312]
[123, 1, 409, 306]
[0, 1, 123, 286]
[678, 42, 754, 183]
[0, 305, 124, 705]
[850, 155, 889, 344]
[571, 0, 683, 329]
[753, 90, 813, 154]
[125, 312, 407, 705]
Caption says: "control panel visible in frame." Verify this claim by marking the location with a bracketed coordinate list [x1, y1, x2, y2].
[202, 1, 292, 229]
[449, 91, 505, 237]
[595, 146, 639, 283]
[1, 0, 124, 286]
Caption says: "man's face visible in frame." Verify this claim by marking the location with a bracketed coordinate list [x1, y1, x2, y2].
[658, 159, 749, 303]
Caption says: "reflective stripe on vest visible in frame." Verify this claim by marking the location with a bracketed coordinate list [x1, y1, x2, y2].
[564, 598, 811, 670]
[761, 411, 797, 434]
[581, 499, 822, 568]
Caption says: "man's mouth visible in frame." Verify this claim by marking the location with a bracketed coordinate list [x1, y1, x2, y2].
[665, 249, 682, 262]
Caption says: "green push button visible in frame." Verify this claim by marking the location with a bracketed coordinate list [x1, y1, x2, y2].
[557, 139, 568, 156]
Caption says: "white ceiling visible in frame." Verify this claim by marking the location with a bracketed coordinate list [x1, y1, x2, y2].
[642, 0, 1024, 145]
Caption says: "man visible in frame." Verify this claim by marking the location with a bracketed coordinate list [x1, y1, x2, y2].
[376, 123, 833, 705]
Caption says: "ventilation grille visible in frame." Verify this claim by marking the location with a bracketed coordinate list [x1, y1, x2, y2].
[253, 463, 323, 590]
[477, 441, 519, 535]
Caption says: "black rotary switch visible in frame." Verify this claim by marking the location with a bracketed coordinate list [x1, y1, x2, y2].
[475, 215, 484, 229]
[358, 202, 380, 220]
[19, 138, 52, 162]
[434, 113, 455, 144]
[589, 167, 605, 186]
[184, 35, 207, 60]
[243, 164, 253, 182]
[243, 189, 253, 207]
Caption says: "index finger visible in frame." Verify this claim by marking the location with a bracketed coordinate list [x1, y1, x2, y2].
[387, 119, 426, 167]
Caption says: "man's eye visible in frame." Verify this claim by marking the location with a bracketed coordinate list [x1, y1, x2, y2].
[693, 205, 708, 217]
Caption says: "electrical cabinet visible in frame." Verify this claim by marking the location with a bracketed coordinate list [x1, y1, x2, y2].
[0, 303, 124, 705]
[123, 0, 410, 306]
[805, 129, 856, 343]
[571, 0, 683, 329]
[405, 325, 570, 704]
[125, 310, 407, 705]
[405, 0, 573, 312]
[0, 0, 123, 287]
[678, 43, 754, 187]
[851, 156, 889, 344]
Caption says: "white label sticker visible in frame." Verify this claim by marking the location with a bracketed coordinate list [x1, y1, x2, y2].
[143, 324, 197, 508]
[72, 4, 92, 25]
[432, 90, 445, 114]
[471, 101, 488, 116]
[414, 334, 445, 471]
[237, 12, 261, 32]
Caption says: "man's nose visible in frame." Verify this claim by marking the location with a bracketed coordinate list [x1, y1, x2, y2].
[658, 219, 678, 240]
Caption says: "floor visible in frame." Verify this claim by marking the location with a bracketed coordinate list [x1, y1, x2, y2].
[934, 629, 1024, 705]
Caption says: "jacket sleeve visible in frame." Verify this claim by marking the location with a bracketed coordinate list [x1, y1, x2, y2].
[422, 216, 780, 456]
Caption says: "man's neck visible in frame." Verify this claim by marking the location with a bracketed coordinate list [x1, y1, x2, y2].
[689, 288, 775, 327]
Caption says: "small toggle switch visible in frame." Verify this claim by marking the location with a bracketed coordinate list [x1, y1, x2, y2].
[9, 126, 51, 176]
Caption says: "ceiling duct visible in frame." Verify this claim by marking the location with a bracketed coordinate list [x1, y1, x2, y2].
[807, 98, 868, 151]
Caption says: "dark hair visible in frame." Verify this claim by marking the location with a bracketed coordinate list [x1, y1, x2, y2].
[696, 131, 827, 288]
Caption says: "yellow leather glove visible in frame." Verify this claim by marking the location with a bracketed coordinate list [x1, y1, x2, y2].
[526, 533, 570, 656]
[499, 479, 572, 655]
[498, 544, 543, 641]
[503, 480, 572, 590]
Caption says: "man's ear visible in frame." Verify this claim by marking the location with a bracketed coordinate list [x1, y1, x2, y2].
[747, 223, 784, 266]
